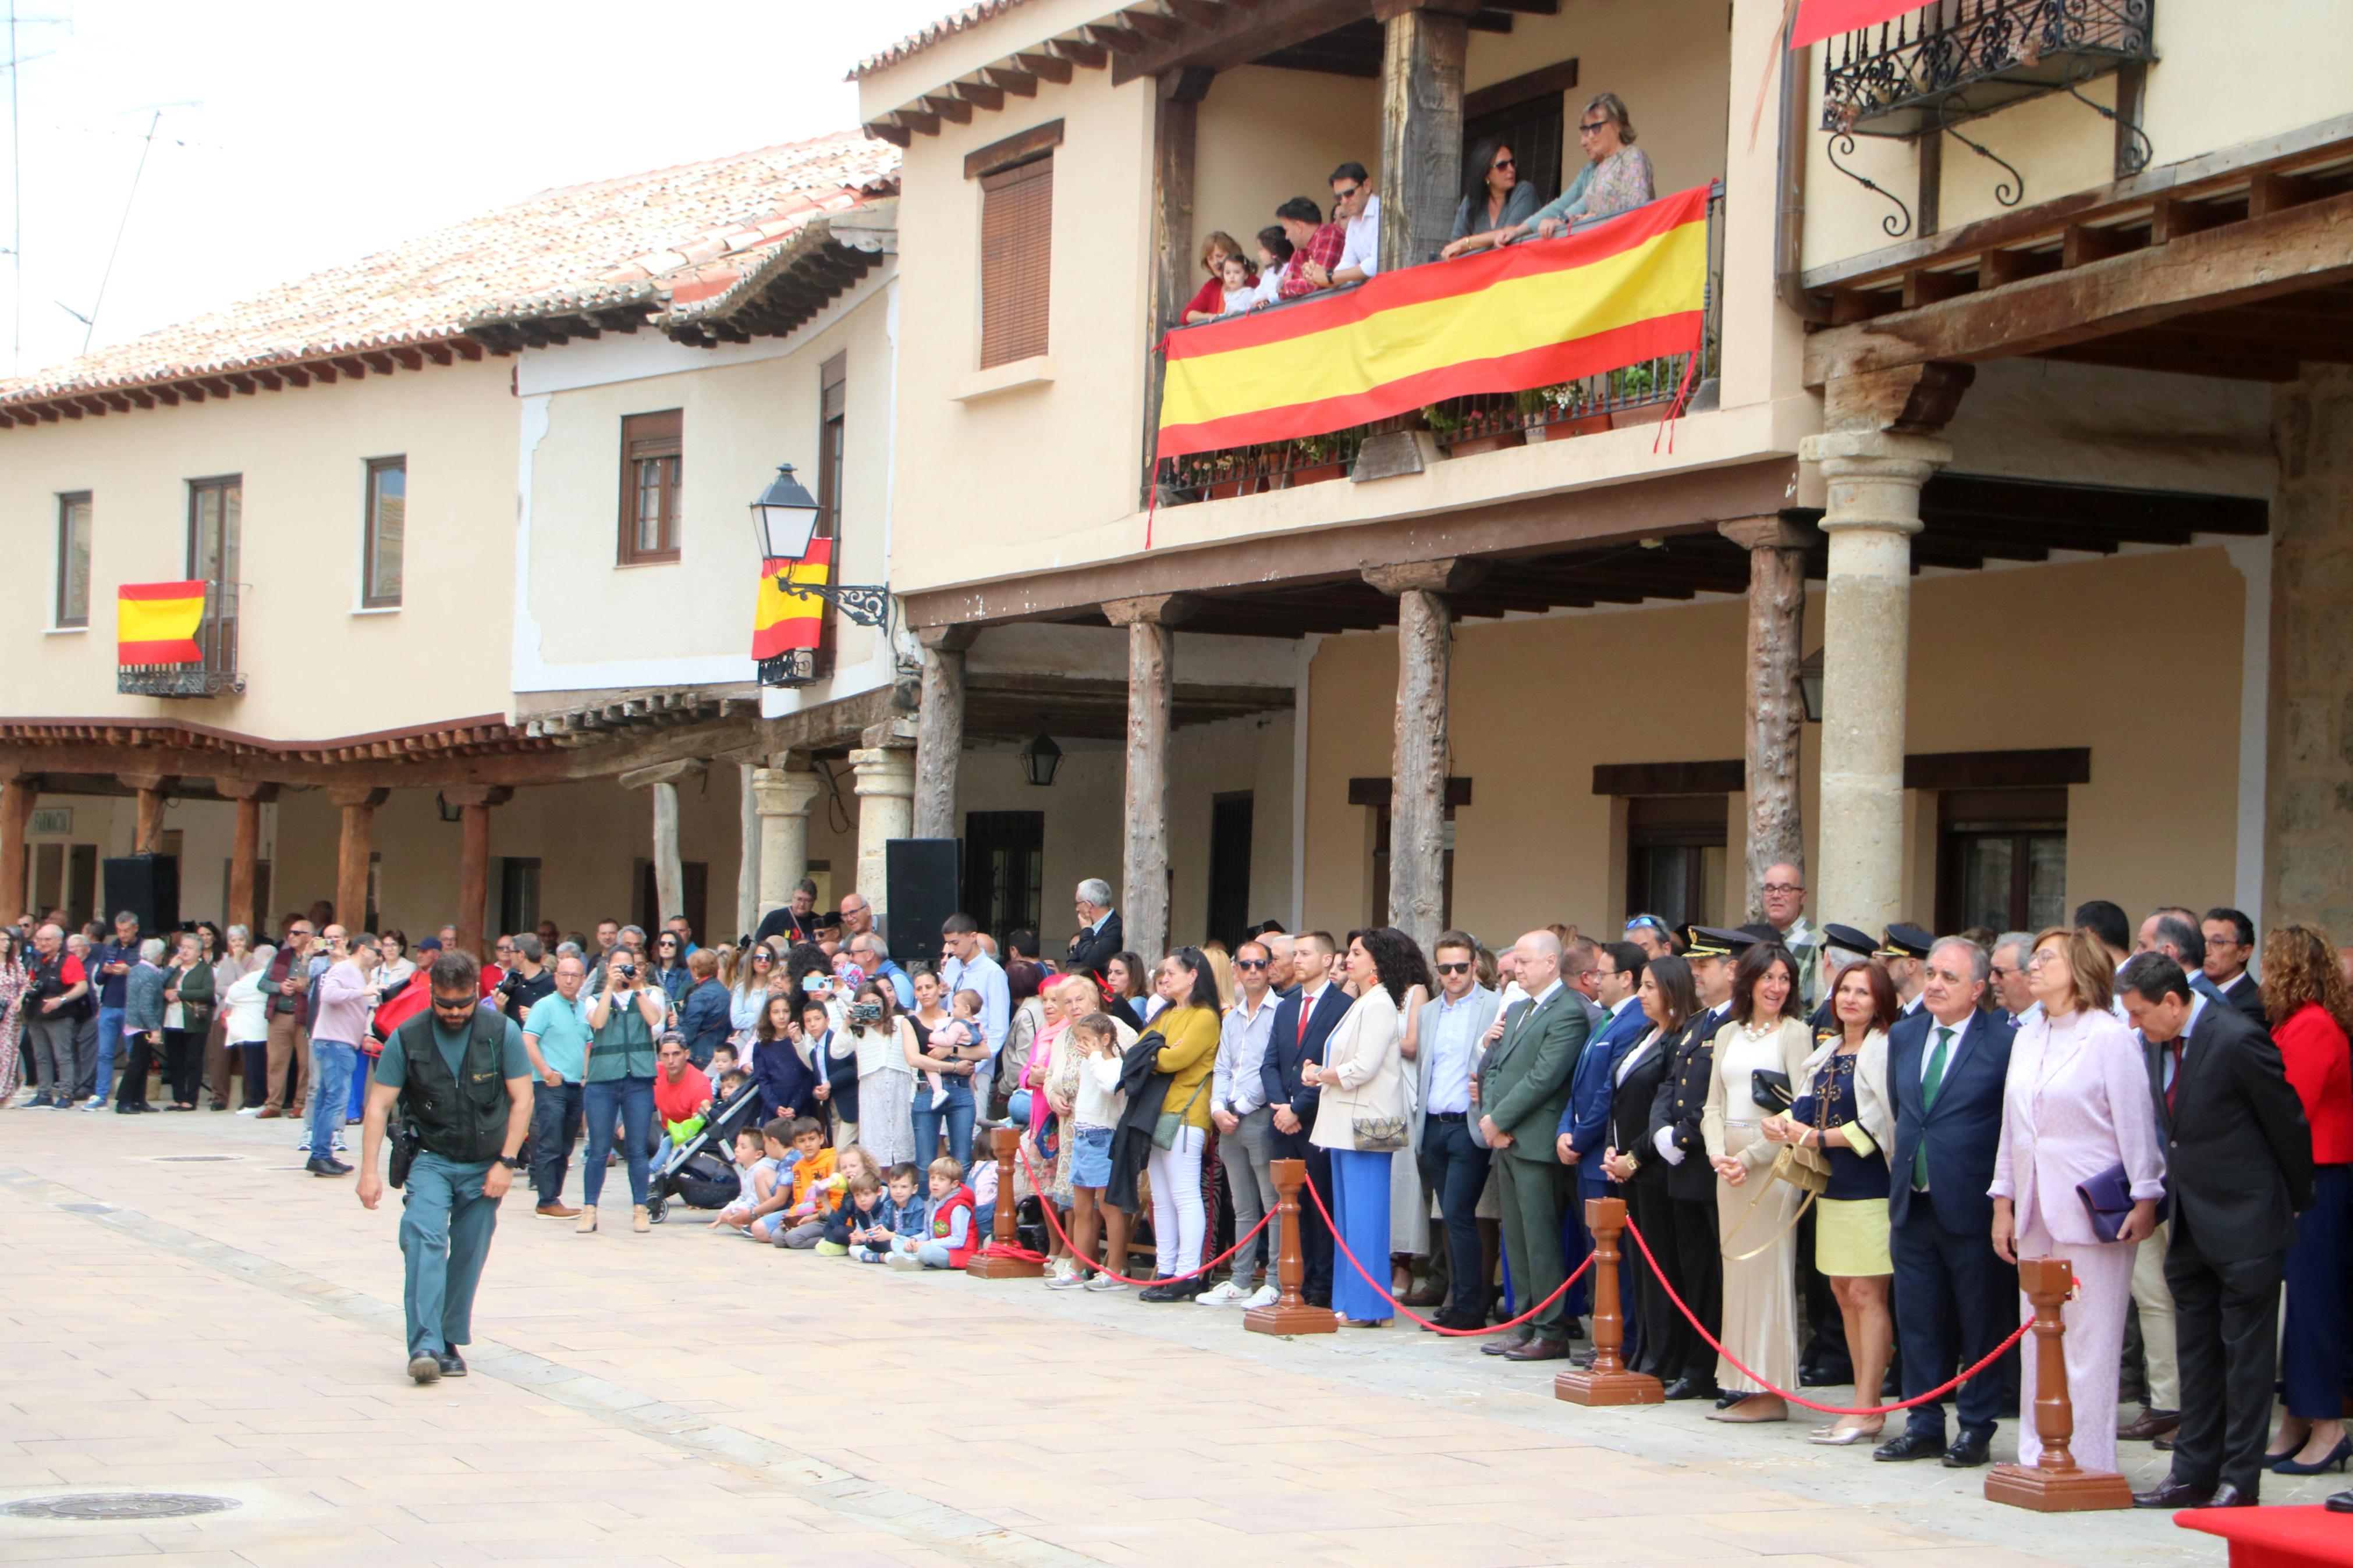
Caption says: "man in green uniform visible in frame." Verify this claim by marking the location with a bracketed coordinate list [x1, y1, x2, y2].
[356, 948, 534, 1385]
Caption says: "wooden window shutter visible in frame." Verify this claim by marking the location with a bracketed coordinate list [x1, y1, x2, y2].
[979, 154, 1053, 368]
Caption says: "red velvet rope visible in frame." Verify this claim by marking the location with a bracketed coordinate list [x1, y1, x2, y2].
[1000, 1139, 1276, 1288]
[1301, 1169, 1593, 1336]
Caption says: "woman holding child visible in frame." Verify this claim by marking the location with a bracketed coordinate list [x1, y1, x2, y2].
[902, 969, 982, 1169]
[1309, 927, 1428, 1327]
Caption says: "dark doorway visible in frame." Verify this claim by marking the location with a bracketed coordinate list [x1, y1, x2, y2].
[1463, 62, 1573, 218]
[1206, 793, 1255, 951]
[964, 810, 1045, 943]
[1626, 795, 1727, 933]
[1937, 788, 2068, 934]
[636, 860, 709, 948]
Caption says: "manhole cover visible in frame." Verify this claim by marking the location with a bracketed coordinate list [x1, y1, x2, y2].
[151, 1155, 240, 1162]
[3, 1494, 239, 1521]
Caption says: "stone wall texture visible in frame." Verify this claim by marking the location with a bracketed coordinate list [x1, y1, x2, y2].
[2268, 365, 2353, 931]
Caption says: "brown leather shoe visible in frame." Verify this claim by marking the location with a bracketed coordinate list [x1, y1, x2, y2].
[257, 1107, 283, 1119]
[536, 1202, 581, 1218]
[2120, 1407, 2181, 1442]
[1503, 1336, 1573, 1362]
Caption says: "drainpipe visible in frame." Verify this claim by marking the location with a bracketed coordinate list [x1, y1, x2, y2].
[1774, 23, 1833, 326]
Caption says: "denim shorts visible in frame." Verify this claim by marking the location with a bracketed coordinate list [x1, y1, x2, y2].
[1070, 1125, 1113, 1189]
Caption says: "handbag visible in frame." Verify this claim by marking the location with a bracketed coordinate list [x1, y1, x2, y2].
[1151, 1029, 1206, 1149]
[2076, 1162, 2135, 1242]
[1751, 1068, 1795, 1112]
[1351, 1114, 1409, 1152]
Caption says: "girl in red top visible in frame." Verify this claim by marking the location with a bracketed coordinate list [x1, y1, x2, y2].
[2263, 923, 2353, 1474]
[1180, 232, 1255, 324]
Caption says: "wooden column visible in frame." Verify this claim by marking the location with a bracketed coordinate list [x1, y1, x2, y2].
[751, 764, 822, 918]
[1720, 517, 1813, 919]
[736, 762, 761, 943]
[1985, 1256, 2132, 1510]
[0, 772, 34, 918]
[914, 626, 977, 843]
[442, 785, 511, 958]
[1138, 66, 1212, 507]
[1555, 1197, 1664, 1405]
[967, 1126, 1045, 1279]
[324, 786, 388, 932]
[1365, 561, 1479, 952]
[1105, 595, 1187, 963]
[619, 760, 704, 930]
[119, 772, 173, 855]
[1245, 1159, 1338, 1335]
[215, 777, 275, 936]
[1375, 0, 1474, 274]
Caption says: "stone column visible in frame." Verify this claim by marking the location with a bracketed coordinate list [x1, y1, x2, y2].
[0, 771, 34, 918]
[1365, 560, 1481, 952]
[441, 785, 510, 957]
[325, 786, 388, 932]
[2267, 365, 2353, 929]
[215, 778, 274, 936]
[914, 626, 977, 842]
[751, 765, 822, 919]
[1720, 517, 1814, 919]
[1797, 430, 1948, 931]
[849, 728, 917, 929]
[1105, 595, 1188, 964]
[1376, 0, 1474, 273]
[119, 772, 172, 855]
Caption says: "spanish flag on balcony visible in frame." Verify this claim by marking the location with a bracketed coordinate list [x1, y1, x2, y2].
[116, 580, 207, 664]
[1156, 184, 1710, 460]
[1789, 0, 1925, 50]
[753, 539, 831, 679]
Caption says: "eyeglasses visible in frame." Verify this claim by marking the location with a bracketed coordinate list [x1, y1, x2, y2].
[1435, 961, 1472, 976]
[1333, 183, 1362, 201]
[753, 951, 774, 963]
[1234, 958, 1269, 970]
[1491, 157, 1515, 170]
[1577, 119, 1611, 135]
[1760, 883, 1803, 897]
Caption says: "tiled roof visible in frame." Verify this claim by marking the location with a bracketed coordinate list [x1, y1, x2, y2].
[851, 0, 1035, 80]
[0, 131, 900, 411]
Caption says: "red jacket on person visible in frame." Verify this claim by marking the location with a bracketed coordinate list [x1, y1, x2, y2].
[370, 970, 433, 1051]
[2274, 1001, 2353, 1164]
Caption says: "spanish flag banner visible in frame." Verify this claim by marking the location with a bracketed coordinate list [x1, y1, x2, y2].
[1156, 184, 1710, 460]
[116, 580, 208, 664]
[1789, 0, 1922, 50]
[753, 538, 831, 678]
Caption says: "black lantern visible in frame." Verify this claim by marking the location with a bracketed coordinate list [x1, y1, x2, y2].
[1798, 647, 1825, 724]
[1021, 731, 1062, 787]
[748, 463, 892, 686]
[750, 463, 822, 563]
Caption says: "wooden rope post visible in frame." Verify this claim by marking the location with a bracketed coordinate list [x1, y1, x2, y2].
[1983, 1255, 2131, 1510]
[966, 1126, 1043, 1279]
[1245, 1158, 1335, 1335]
[1555, 1196, 1663, 1405]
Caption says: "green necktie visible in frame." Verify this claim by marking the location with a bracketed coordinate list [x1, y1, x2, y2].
[1914, 1026, 1953, 1189]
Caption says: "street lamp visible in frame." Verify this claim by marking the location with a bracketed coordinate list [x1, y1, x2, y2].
[750, 464, 890, 629]
[1021, 731, 1062, 787]
[1798, 646, 1825, 723]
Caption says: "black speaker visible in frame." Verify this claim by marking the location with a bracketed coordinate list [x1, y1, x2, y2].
[885, 838, 960, 971]
[103, 853, 180, 935]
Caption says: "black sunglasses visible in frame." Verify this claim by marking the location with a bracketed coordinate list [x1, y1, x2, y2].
[1234, 958, 1269, 970]
[1492, 157, 1516, 169]
[1435, 961, 1473, 975]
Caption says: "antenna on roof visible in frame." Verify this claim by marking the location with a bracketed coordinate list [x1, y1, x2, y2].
[76, 103, 180, 356]
[3, 1, 66, 375]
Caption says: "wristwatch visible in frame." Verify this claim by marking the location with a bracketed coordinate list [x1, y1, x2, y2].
[498, 1154, 524, 1171]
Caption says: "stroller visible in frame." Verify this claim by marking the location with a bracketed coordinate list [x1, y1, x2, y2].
[645, 1075, 764, 1225]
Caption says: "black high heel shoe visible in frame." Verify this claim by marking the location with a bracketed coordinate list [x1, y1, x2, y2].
[2273, 1436, 2353, 1475]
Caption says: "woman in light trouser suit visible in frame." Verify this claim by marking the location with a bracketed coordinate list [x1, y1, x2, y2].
[1309, 930, 1428, 1327]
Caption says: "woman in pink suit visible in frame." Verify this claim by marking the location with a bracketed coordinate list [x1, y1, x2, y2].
[1989, 927, 2166, 1475]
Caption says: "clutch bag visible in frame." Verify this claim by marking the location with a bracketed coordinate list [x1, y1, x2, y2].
[1751, 1068, 1795, 1112]
[2075, 1162, 2134, 1243]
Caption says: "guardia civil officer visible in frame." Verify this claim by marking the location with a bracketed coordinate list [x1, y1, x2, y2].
[356, 948, 534, 1385]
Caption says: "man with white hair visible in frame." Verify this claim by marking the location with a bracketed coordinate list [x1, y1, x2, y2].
[1988, 933, 2039, 1026]
[1473, 929, 1588, 1363]
[1066, 879, 1123, 978]
[23, 922, 88, 1107]
[849, 931, 914, 1010]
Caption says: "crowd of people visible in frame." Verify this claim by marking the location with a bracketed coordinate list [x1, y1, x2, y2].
[6, 862, 2347, 1513]
[1173, 92, 1657, 328]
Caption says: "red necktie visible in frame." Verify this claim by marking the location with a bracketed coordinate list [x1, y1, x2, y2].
[1298, 991, 1313, 1046]
[2166, 1041, 2182, 1117]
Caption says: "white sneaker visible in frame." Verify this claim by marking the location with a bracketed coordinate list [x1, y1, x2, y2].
[885, 1250, 921, 1271]
[1047, 1269, 1087, 1290]
[1195, 1279, 1249, 1306]
[80, 1096, 107, 1110]
[1241, 1283, 1280, 1310]
[1083, 1272, 1127, 1292]
[928, 1086, 949, 1109]
[236, 1105, 262, 1116]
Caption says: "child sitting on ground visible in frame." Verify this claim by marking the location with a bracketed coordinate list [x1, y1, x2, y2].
[888, 1156, 978, 1271]
[923, 989, 984, 1111]
[798, 1144, 875, 1253]
[712, 1121, 790, 1237]
[769, 1119, 837, 1247]
[856, 1163, 929, 1264]
[833, 1171, 896, 1260]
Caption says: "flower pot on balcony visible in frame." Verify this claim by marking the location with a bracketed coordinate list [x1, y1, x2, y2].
[1206, 475, 1266, 499]
[1542, 411, 1612, 440]
[1609, 403, 1668, 431]
[1283, 462, 1348, 488]
[1446, 429, 1527, 458]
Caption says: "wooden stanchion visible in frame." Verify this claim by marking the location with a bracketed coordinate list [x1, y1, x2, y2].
[966, 1126, 1043, 1279]
[1245, 1158, 1336, 1335]
[1555, 1196, 1663, 1405]
[1984, 1256, 2131, 1511]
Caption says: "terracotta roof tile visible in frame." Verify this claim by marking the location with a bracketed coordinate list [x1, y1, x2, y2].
[851, 0, 1037, 80]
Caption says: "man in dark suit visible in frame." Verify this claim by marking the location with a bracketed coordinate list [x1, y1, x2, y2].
[1602, 988, 1677, 1378]
[1876, 936, 2019, 1469]
[1260, 931, 1351, 1309]
[2200, 907, 2266, 1027]
[2123, 954, 2314, 1510]
[1556, 942, 1651, 1335]
[1475, 929, 1588, 1362]
[1644, 926, 1741, 1399]
[1063, 879, 1123, 978]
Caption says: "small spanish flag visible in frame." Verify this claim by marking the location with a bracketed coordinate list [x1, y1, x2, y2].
[117, 580, 208, 664]
[1790, 0, 1925, 49]
[753, 538, 831, 666]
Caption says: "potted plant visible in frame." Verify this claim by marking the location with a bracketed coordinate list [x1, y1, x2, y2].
[1607, 362, 1668, 429]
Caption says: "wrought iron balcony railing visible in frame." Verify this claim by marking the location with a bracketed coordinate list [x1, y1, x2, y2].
[1820, 0, 2155, 139]
[118, 581, 243, 698]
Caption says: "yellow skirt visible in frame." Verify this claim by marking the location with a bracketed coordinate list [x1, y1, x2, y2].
[1815, 1197, 1892, 1277]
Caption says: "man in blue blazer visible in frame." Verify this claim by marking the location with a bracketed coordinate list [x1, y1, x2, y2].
[1876, 936, 2019, 1469]
[1555, 942, 1653, 1327]
[1261, 932, 1354, 1309]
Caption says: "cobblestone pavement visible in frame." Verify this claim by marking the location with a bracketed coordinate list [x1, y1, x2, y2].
[0, 1105, 2251, 1567]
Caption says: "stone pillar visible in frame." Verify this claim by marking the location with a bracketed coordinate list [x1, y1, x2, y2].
[442, 785, 510, 957]
[1720, 517, 1814, 920]
[1797, 430, 1948, 931]
[1105, 595, 1188, 963]
[914, 626, 977, 842]
[1376, 0, 1473, 274]
[0, 771, 34, 918]
[119, 772, 172, 855]
[325, 786, 388, 933]
[1365, 560, 1480, 952]
[2267, 365, 2353, 929]
[215, 778, 274, 937]
[752, 765, 822, 919]
[849, 730, 917, 930]
[736, 762, 761, 943]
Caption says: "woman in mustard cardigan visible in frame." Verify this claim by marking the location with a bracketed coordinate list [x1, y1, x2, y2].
[1137, 948, 1224, 1302]
[1311, 927, 1433, 1326]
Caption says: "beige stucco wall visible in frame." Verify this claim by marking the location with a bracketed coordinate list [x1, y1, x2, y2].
[1302, 545, 2248, 945]
[0, 358, 517, 739]
[1193, 66, 1378, 272]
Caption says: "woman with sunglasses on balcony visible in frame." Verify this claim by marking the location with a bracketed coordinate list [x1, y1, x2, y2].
[1499, 93, 1656, 249]
[1439, 137, 1545, 260]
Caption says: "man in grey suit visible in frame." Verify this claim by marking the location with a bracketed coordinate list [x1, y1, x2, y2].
[1474, 929, 1589, 1362]
[1417, 929, 1502, 1329]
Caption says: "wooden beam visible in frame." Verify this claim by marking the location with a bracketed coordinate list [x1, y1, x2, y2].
[918, 93, 972, 123]
[890, 106, 941, 138]
[1463, 55, 1576, 120]
[1809, 189, 2353, 383]
[981, 64, 1039, 96]
[1046, 36, 1109, 69]
[2249, 171, 2319, 219]
[1141, 81, 1198, 506]
[450, 339, 484, 361]
[1466, 10, 1516, 31]
[1114, 0, 1368, 84]
[866, 119, 915, 147]
[951, 79, 1006, 111]
[1901, 269, 1973, 309]
[1380, 4, 1470, 275]
[391, 346, 424, 371]
[2059, 223, 2135, 269]
[1015, 49, 1074, 83]
[1119, 8, 1184, 41]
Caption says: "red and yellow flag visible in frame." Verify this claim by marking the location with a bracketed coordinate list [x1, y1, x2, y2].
[1156, 184, 1710, 459]
[1790, 0, 1922, 50]
[116, 580, 207, 664]
[753, 538, 831, 664]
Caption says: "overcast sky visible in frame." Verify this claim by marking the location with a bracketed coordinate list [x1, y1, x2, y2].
[2, 0, 963, 377]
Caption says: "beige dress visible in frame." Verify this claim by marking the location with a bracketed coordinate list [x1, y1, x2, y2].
[1701, 1014, 1816, 1395]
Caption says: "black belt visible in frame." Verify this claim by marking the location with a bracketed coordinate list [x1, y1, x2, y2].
[1429, 1111, 1467, 1123]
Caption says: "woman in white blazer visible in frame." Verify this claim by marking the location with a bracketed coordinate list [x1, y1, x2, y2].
[1309, 927, 1433, 1326]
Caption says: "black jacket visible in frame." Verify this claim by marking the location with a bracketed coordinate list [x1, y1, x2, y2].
[1108, 1030, 1171, 1215]
[1608, 1024, 1675, 1190]
[812, 1029, 859, 1125]
[1066, 911, 1124, 978]
[1648, 1007, 1727, 1204]
[1885, 1007, 2016, 1235]
[2217, 971, 2267, 1028]
[1260, 984, 1354, 1130]
[2152, 1000, 2313, 1261]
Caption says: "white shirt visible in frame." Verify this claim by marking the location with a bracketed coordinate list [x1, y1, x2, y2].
[1338, 193, 1380, 279]
[1425, 989, 1485, 1115]
[1213, 990, 1277, 1117]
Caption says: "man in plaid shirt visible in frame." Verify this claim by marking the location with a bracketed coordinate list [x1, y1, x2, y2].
[1275, 195, 1346, 300]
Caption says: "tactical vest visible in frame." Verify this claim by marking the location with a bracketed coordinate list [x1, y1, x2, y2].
[391, 1009, 511, 1163]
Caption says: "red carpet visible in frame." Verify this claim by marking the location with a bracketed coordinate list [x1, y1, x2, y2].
[2179, 1506, 2353, 1568]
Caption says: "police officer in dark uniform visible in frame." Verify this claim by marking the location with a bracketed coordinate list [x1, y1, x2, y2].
[1878, 923, 1938, 1019]
[356, 948, 534, 1385]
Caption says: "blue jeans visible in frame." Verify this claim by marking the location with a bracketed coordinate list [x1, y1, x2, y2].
[399, 1150, 502, 1359]
[307, 1041, 359, 1160]
[94, 1005, 125, 1100]
[910, 1075, 976, 1171]
[582, 1076, 654, 1208]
